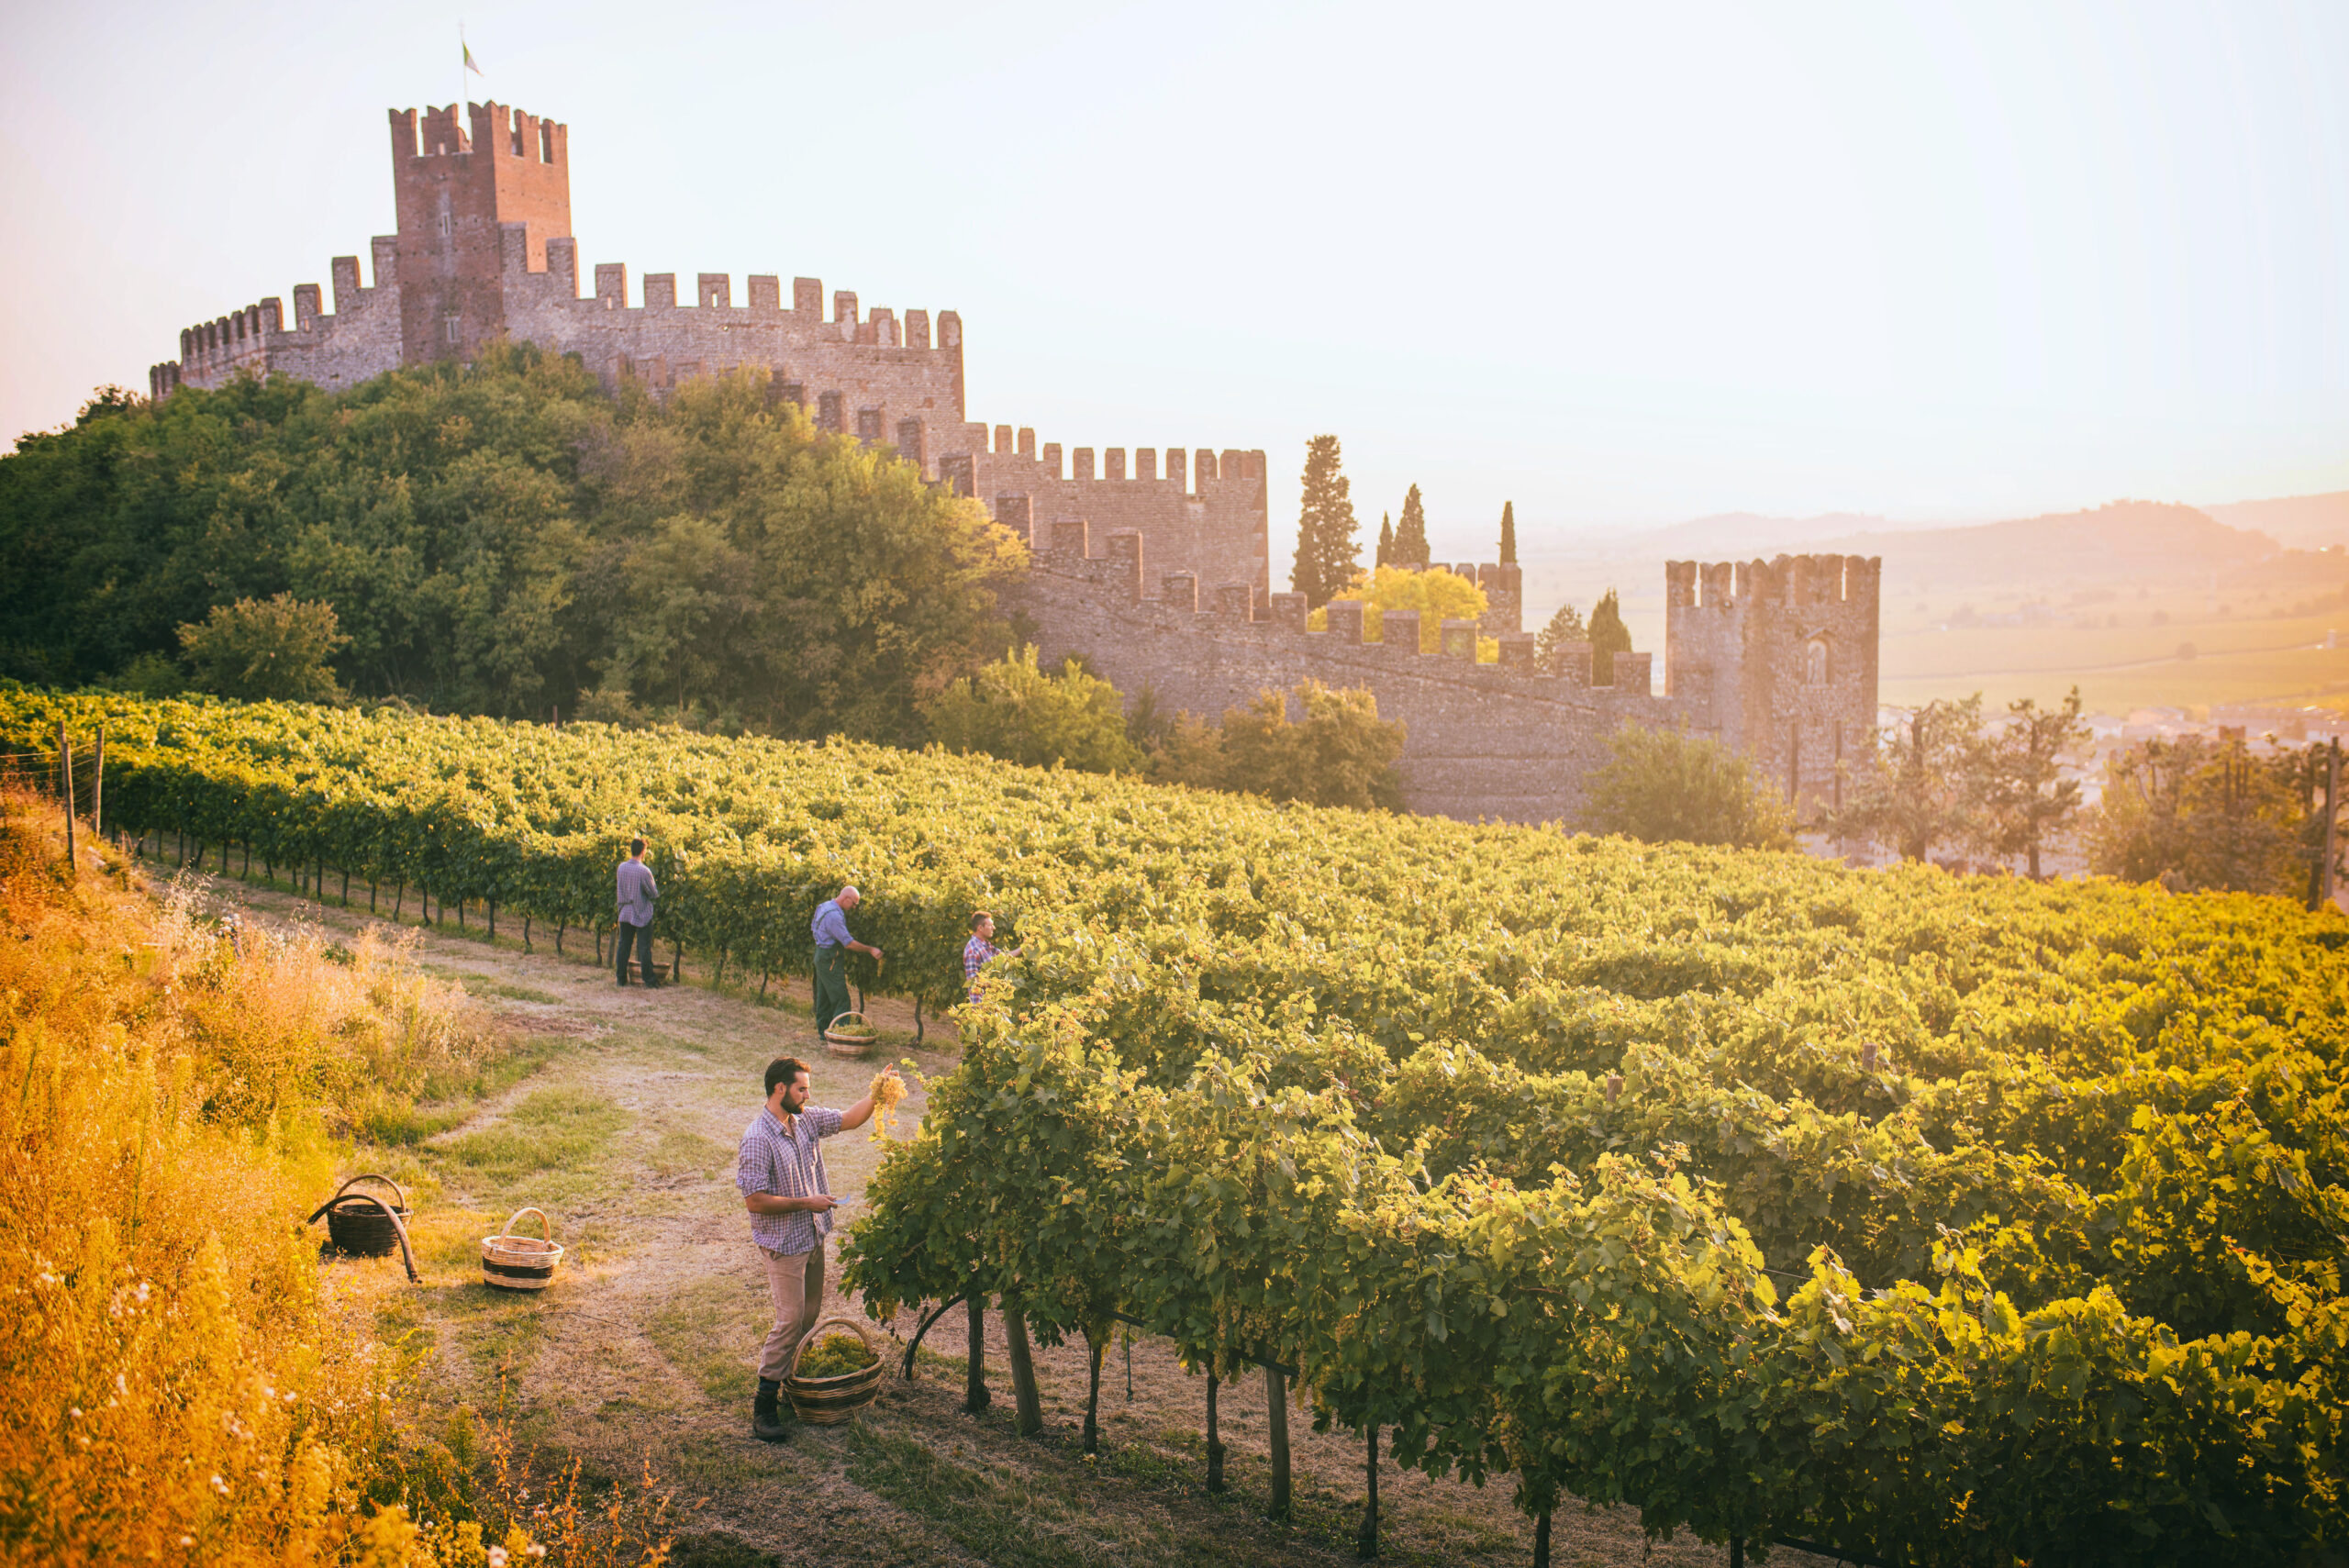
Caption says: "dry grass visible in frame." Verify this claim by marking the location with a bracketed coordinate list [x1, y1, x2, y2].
[0, 791, 669, 1567]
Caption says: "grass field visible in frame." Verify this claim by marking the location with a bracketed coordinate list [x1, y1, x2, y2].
[1878, 577, 2349, 711]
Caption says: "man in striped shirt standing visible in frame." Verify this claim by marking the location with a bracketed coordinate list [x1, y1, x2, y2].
[738, 1054, 899, 1441]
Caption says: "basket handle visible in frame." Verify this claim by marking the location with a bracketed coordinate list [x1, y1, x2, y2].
[308, 1190, 420, 1284]
[789, 1312, 885, 1378]
[499, 1207, 553, 1244]
[305, 1172, 407, 1226]
[825, 1011, 872, 1033]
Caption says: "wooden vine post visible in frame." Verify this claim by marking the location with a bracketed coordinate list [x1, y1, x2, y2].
[1355, 1424, 1378, 1558]
[1003, 1307, 1044, 1437]
[963, 1295, 990, 1414]
[2322, 739, 2342, 909]
[1265, 1365, 1292, 1520]
[90, 725, 104, 839]
[57, 723, 76, 874]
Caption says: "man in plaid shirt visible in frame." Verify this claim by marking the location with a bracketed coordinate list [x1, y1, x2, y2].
[962, 910, 1022, 1005]
[738, 1054, 899, 1441]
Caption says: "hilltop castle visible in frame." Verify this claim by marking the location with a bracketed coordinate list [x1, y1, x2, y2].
[150, 95, 1877, 825]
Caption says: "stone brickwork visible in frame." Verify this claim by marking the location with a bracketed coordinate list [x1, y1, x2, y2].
[1008, 546, 1876, 825]
[1664, 553, 1882, 817]
[148, 95, 1270, 597]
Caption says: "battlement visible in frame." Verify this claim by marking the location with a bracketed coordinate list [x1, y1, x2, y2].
[969, 430, 1265, 495]
[1022, 541, 1655, 701]
[1664, 553, 1883, 609]
[390, 101, 569, 168]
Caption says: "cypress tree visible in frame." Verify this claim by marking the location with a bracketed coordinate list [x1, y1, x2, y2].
[1588, 588, 1633, 684]
[1375, 513, 1394, 568]
[1498, 501, 1517, 565]
[1288, 435, 1361, 608]
[1393, 484, 1429, 568]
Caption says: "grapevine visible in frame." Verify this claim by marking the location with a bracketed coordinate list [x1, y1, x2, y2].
[8, 685, 2345, 1564]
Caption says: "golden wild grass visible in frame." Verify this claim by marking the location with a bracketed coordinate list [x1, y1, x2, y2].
[0, 791, 669, 1567]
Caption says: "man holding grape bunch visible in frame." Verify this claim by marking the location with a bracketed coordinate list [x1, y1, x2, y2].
[738, 1054, 901, 1441]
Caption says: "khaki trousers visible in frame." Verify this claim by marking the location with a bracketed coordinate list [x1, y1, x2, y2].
[758, 1244, 825, 1384]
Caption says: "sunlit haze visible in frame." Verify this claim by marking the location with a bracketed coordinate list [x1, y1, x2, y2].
[3, 0, 2343, 562]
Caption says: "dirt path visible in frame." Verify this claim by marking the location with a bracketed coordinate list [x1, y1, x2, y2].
[206, 872, 1831, 1568]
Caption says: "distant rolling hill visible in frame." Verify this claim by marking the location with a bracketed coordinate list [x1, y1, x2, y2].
[2205, 491, 2349, 551]
[1814, 500, 2279, 592]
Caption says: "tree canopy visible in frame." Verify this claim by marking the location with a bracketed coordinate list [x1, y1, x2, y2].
[0, 350, 1025, 742]
[1288, 434, 1360, 609]
[1391, 484, 1430, 568]
[1309, 565, 1496, 657]
[1586, 589, 1632, 683]
[1583, 724, 1795, 849]
[1534, 600, 1586, 675]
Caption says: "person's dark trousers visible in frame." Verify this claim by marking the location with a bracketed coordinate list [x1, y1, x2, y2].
[813, 944, 852, 1034]
[616, 919, 659, 985]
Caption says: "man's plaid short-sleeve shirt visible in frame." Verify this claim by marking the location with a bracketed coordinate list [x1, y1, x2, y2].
[737, 1104, 844, 1254]
[962, 936, 1000, 1002]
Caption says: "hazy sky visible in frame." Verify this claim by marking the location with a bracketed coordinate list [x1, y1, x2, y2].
[3, 0, 2342, 563]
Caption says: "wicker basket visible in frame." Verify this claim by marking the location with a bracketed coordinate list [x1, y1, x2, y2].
[785, 1316, 887, 1425]
[306, 1174, 419, 1283]
[821, 1010, 879, 1058]
[481, 1207, 564, 1292]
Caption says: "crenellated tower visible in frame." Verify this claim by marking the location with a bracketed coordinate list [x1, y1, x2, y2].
[388, 101, 572, 364]
[1664, 553, 1881, 817]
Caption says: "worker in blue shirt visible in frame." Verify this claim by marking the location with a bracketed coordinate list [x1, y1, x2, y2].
[810, 884, 882, 1037]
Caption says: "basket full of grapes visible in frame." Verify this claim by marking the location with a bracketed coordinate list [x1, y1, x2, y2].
[785, 1318, 887, 1424]
[821, 1010, 880, 1058]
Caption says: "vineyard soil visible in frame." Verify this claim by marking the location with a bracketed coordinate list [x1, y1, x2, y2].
[205, 872, 1813, 1568]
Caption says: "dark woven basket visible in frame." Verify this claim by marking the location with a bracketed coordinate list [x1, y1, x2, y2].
[306, 1174, 418, 1283]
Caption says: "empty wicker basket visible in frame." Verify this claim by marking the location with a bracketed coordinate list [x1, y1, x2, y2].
[480, 1207, 564, 1292]
[785, 1316, 888, 1424]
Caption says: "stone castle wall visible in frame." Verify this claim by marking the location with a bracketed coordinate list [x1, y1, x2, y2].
[1008, 539, 1668, 824]
[1008, 541, 1878, 826]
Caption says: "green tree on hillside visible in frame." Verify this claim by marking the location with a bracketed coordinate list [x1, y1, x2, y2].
[1288, 435, 1361, 609]
[1219, 680, 1406, 810]
[1978, 687, 2091, 877]
[0, 348, 1026, 742]
[1375, 512, 1394, 568]
[1586, 589, 1632, 684]
[1583, 725, 1794, 849]
[1392, 485, 1430, 568]
[2089, 733, 2310, 895]
[922, 645, 1141, 773]
[1498, 500, 1517, 565]
[1831, 696, 1987, 860]
[1534, 601, 1586, 675]
[178, 594, 351, 704]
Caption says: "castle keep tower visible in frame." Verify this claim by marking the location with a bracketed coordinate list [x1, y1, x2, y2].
[1664, 554, 1881, 817]
[389, 101, 572, 365]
